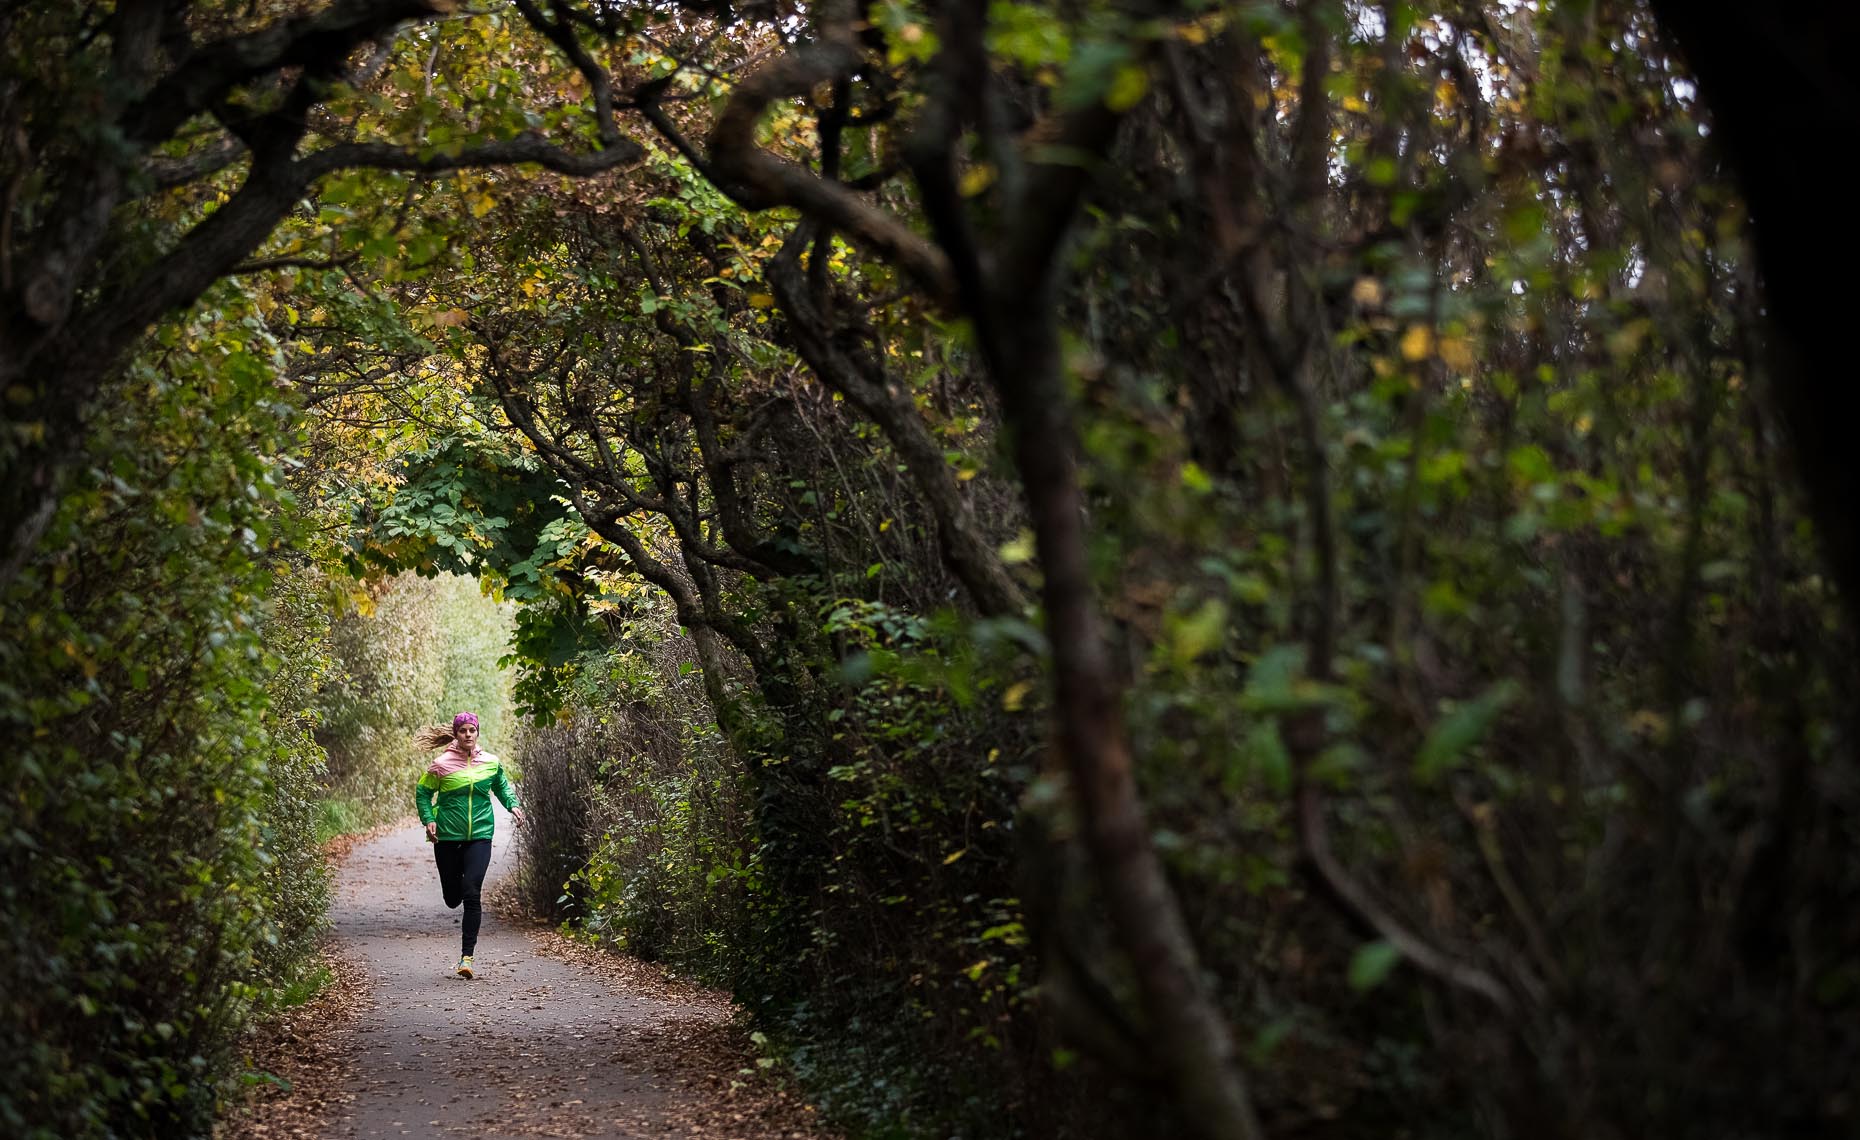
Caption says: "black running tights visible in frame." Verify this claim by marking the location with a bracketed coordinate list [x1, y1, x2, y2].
[433, 838, 493, 955]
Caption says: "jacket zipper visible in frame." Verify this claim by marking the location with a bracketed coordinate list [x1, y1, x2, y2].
[466, 778, 474, 840]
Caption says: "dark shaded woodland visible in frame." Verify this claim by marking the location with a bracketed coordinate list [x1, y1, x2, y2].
[2, 2, 1855, 1137]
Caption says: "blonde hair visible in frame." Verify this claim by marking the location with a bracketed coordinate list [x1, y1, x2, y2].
[413, 724, 455, 750]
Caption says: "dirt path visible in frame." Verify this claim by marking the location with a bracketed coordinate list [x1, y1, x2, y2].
[243, 824, 829, 1140]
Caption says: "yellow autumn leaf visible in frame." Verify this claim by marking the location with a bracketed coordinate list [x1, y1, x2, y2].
[1400, 325, 1435, 361]
[1176, 13, 1225, 44]
[1106, 62, 1150, 112]
[1438, 334, 1476, 371]
[958, 163, 997, 197]
[999, 529, 1036, 565]
[1626, 709, 1668, 738]
[748, 293, 775, 308]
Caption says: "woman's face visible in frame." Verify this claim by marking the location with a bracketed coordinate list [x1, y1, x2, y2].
[456, 723, 479, 750]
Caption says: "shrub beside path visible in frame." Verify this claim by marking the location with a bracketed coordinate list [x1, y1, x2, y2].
[224, 825, 831, 1140]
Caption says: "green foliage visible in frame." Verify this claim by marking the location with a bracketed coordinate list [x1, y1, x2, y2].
[341, 438, 604, 721]
[518, 614, 1070, 1138]
[250, 568, 340, 1009]
[1413, 681, 1521, 785]
[434, 574, 518, 755]
[315, 572, 515, 824]
[522, 639, 750, 959]
[316, 798, 369, 845]
[316, 576, 449, 822]
[312, 6, 1849, 1127]
[0, 288, 332, 1138]
[1347, 941, 1403, 993]
[6, 4, 1856, 1139]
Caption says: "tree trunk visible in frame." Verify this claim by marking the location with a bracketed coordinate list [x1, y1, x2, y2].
[1647, 0, 1860, 614]
[980, 284, 1265, 1140]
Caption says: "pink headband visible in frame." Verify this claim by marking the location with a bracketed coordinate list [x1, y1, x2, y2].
[452, 712, 479, 731]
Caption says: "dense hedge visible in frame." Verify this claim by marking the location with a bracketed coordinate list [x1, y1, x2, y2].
[0, 294, 334, 1138]
[515, 613, 1104, 1137]
[512, 623, 742, 952]
[0, 346, 515, 1135]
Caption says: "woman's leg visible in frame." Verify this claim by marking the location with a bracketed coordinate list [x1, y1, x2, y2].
[458, 839, 493, 956]
[434, 840, 464, 908]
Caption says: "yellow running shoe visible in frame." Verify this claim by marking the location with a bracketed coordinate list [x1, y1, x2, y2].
[455, 955, 474, 979]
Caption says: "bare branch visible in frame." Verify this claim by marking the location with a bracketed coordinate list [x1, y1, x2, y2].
[139, 134, 247, 191]
[120, 0, 450, 150]
[511, 0, 622, 148]
[1295, 762, 1522, 1011]
[230, 250, 360, 275]
[298, 132, 643, 179]
[706, 33, 957, 306]
[768, 222, 1025, 616]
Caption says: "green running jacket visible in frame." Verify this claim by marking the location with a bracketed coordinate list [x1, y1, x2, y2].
[415, 754, 521, 841]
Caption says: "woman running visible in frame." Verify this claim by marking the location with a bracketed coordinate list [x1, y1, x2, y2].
[413, 712, 526, 979]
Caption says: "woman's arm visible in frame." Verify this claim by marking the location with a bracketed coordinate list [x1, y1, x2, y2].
[491, 762, 527, 827]
[415, 773, 439, 839]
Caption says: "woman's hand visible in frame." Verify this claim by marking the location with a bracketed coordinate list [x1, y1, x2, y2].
[425, 821, 437, 842]
[511, 809, 529, 829]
